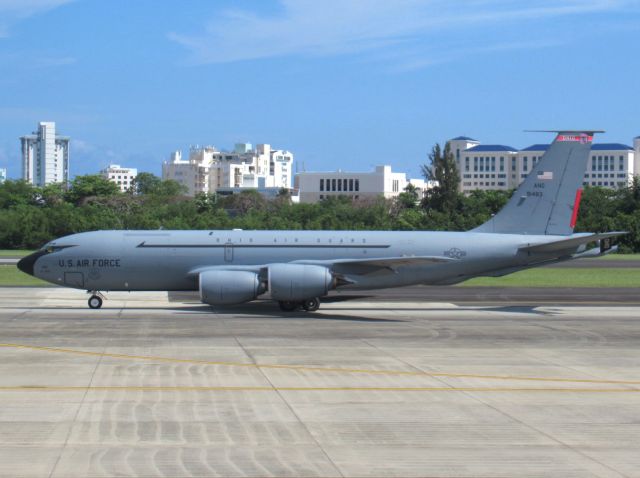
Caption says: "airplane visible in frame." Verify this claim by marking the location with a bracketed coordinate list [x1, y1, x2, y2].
[18, 130, 624, 312]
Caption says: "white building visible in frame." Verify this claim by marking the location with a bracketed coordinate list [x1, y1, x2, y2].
[100, 164, 137, 192]
[20, 121, 70, 186]
[163, 143, 294, 197]
[162, 150, 212, 196]
[294, 165, 432, 204]
[521, 143, 637, 189]
[458, 143, 519, 192]
[450, 135, 640, 193]
[0, 168, 6, 184]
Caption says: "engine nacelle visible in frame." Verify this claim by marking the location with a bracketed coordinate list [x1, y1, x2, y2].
[269, 263, 334, 301]
[199, 270, 262, 305]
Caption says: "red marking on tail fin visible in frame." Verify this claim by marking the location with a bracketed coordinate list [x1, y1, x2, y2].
[570, 188, 583, 228]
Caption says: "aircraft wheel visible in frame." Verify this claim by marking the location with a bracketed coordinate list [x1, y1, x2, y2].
[302, 297, 320, 312]
[88, 295, 103, 309]
[278, 300, 298, 312]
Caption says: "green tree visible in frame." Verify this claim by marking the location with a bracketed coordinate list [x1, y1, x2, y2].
[396, 183, 420, 209]
[221, 190, 267, 215]
[40, 183, 67, 207]
[421, 142, 460, 212]
[133, 172, 187, 196]
[0, 180, 39, 208]
[155, 179, 187, 196]
[65, 175, 120, 205]
[132, 172, 162, 195]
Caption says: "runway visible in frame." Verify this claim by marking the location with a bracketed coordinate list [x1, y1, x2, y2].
[171, 284, 640, 306]
[1, 287, 639, 477]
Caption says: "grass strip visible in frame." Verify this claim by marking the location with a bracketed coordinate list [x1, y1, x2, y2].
[0, 265, 51, 286]
[462, 267, 640, 288]
[0, 250, 35, 258]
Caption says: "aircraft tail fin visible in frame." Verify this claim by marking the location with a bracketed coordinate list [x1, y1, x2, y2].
[473, 130, 602, 235]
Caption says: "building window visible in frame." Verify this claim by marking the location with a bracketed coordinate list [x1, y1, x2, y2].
[320, 179, 324, 191]
[349, 179, 354, 191]
[332, 179, 336, 191]
[337, 179, 342, 191]
[355, 179, 359, 191]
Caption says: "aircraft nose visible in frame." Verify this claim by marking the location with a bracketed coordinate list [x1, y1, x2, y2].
[17, 251, 47, 276]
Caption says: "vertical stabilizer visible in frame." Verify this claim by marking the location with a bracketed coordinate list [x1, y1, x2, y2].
[473, 131, 601, 235]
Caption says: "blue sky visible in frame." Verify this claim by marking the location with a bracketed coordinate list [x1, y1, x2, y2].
[0, 0, 639, 180]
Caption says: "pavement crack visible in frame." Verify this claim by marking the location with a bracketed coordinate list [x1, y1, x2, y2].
[47, 345, 106, 478]
[232, 335, 345, 478]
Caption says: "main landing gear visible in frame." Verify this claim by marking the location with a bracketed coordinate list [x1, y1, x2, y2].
[278, 297, 321, 312]
[87, 291, 105, 309]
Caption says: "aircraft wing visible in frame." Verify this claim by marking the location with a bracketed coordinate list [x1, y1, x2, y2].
[519, 232, 626, 254]
[293, 256, 456, 275]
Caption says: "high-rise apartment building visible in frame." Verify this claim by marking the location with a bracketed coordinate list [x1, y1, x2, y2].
[100, 164, 138, 192]
[0, 168, 6, 184]
[20, 122, 70, 186]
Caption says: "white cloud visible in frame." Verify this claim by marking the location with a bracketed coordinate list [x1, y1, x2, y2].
[169, 0, 629, 67]
[0, 0, 75, 37]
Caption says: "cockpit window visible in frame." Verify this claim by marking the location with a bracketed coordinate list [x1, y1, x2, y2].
[41, 243, 75, 253]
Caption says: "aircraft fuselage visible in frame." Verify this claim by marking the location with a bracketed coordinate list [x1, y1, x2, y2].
[25, 229, 562, 292]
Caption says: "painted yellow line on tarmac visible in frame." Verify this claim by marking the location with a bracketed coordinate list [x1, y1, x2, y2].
[2, 342, 640, 386]
[0, 385, 638, 393]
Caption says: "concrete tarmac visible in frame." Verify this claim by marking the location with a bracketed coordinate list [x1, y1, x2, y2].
[1, 287, 639, 477]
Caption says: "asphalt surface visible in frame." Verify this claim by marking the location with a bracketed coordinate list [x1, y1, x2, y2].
[1, 287, 639, 477]
[170, 284, 640, 306]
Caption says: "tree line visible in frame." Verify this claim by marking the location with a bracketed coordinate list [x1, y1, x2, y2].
[1, 146, 640, 252]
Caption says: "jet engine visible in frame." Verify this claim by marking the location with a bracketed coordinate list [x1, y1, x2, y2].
[199, 270, 264, 305]
[269, 263, 335, 301]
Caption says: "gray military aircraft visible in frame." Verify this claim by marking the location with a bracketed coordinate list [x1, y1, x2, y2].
[18, 130, 624, 311]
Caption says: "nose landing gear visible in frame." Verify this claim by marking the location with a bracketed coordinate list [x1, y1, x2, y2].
[87, 291, 105, 309]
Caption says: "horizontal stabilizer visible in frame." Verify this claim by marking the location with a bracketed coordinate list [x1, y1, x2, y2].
[519, 232, 626, 254]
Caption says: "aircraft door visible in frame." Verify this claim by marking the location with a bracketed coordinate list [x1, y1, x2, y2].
[64, 272, 84, 288]
[224, 241, 234, 262]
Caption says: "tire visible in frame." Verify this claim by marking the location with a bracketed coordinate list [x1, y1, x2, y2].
[88, 295, 103, 309]
[302, 297, 320, 312]
[278, 300, 298, 312]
